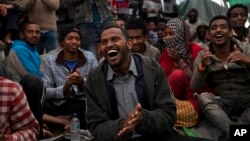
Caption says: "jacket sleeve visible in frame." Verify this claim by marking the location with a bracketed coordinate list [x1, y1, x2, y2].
[135, 61, 176, 135]
[13, 48, 43, 78]
[43, 57, 65, 101]
[41, 0, 59, 10]
[239, 41, 250, 68]
[190, 51, 207, 92]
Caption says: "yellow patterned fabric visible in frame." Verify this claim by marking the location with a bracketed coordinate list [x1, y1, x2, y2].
[175, 99, 199, 127]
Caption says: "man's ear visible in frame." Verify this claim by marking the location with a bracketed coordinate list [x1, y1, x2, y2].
[127, 39, 132, 50]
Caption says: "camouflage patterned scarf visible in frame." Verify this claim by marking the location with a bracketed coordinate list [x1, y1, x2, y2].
[163, 18, 188, 60]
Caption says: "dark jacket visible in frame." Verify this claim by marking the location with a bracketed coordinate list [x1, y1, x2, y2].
[191, 39, 250, 113]
[85, 54, 176, 141]
[191, 39, 250, 95]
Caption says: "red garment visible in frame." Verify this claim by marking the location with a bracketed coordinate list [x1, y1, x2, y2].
[160, 42, 201, 77]
[0, 77, 39, 141]
[111, 0, 129, 9]
[160, 43, 202, 112]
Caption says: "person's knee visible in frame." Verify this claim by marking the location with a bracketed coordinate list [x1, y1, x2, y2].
[172, 69, 185, 77]
[168, 69, 186, 82]
[20, 74, 43, 97]
[20, 74, 43, 87]
[238, 108, 250, 124]
[198, 93, 215, 110]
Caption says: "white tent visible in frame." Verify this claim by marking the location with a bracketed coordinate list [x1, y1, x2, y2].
[175, 0, 249, 27]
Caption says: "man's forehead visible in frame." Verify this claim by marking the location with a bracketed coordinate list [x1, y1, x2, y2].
[189, 11, 197, 15]
[26, 24, 40, 30]
[101, 28, 123, 38]
[211, 19, 227, 25]
[230, 7, 246, 13]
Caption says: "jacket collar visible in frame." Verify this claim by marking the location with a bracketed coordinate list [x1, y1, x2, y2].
[102, 54, 149, 119]
[55, 49, 87, 72]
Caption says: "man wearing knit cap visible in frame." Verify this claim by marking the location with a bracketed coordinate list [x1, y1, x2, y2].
[42, 26, 98, 129]
[62, 0, 114, 57]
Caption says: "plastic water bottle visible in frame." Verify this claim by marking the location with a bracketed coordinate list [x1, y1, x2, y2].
[71, 113, 80, 141]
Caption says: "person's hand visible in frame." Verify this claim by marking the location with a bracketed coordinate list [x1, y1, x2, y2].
[199, 46, 213, 73]
[118, 103, 143, 136]
[0, 6, 7, 16]
[167, 48, 181, 62]
[0, 4, 13, 10]
[64, 124, 71, 132]
[63, 73, 73, 94]
[63, 69, 84, 94]
[61, 118, 71, 130]
[0, 134, 6, 141]
[4, 32, 12, 45]
[67, 69, 84, 86]
[0, 40, 5, 46]
[43, 129, 53, 138]
[229, 45, 249, 64]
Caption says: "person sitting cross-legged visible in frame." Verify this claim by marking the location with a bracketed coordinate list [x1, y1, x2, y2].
[191, 15, 250, 141]
[160, 18, 203, 128]
[42, 27, 98, 129]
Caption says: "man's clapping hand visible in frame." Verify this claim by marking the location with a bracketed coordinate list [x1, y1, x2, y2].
[118, 103, 143, 136]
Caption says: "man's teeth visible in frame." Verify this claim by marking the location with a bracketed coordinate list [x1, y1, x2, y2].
[107, 50, 118, 57]
[216, 35, 223, 38]
[108, 50, 118, 54]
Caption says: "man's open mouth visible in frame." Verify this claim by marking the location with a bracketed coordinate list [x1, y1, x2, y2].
[107, 50, 118, 57]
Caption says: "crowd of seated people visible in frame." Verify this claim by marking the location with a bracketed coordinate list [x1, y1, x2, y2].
[0, 1, 250, 141]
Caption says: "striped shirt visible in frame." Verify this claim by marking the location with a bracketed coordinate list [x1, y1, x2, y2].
[0, 77, 39, 141]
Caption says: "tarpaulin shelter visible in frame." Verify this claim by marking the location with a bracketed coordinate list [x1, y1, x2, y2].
[176, 0, 250, 27]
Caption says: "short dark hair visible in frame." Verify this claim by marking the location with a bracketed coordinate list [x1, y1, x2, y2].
[187, 8, 198, 16]
[20, 21, 39, 34]
[125, 18, 148, 36]
[209, 15, 232, 31]
[100, 25, 129, 40]
[197, 24, 208, 32]
[226, 4, 248, 18]
[157, 18, 168, 24]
